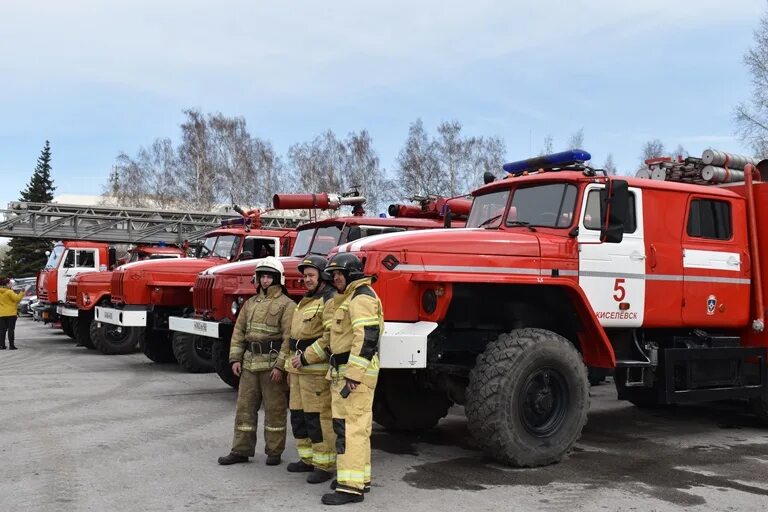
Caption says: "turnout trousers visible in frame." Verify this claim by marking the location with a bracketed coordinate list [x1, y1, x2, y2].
[331, 378, 377, 495]
[231, 369, 288, 457]
[289, 372, 336, 471]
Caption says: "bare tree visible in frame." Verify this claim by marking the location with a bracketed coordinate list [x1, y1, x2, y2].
[567, 128, 585, 150]
[603, 153, 617, 176]
[107, 152, 151, 208]
[250, 138, 286, 207]
[539, 134, 554, 156]
[396, 119, 440, 198]
[177, 109, 218, 211]
[288, 130, 346, 195]
[434, 121, 473, 197]
[469, 136, 506, 188]
[344, 130, 387, 213]
[638, 139, 666, 172]
[736, 8, 768, 158]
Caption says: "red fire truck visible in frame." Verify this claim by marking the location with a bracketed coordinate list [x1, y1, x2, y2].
[168, 193, 470, 387]
[330, 149, 768, 468]
[93, 208, 300, 371]
[58, 244, 186, 349]
[34, 241, 113, 336]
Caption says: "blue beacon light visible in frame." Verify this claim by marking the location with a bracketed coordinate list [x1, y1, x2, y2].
[503, 149, 591, 176]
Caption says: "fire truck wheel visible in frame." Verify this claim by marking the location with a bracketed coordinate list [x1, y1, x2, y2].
[373, 371, 452, 431]
[172, 332, 214, 373]
[91, 321, 141, 355]
[140, 332, 177, 364]
[60, 317, 75, 339]
[749, 394, 768, 426]
[212, 337, 239, 389]
[466, 328, 589, 467]
[72, 318, 95, 349]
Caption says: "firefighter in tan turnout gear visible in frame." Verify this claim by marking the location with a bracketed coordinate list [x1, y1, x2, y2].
[298, 253, 383, 505]
[218, 256, 296, 466]
[284, 255, 337, 484]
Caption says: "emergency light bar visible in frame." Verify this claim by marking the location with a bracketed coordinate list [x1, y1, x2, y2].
[503, 149, 592, 176]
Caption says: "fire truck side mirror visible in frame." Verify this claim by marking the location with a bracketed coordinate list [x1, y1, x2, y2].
[193, 241, 204, 258]
[599, 179, 629, 244]
[108, 248, 117, 269]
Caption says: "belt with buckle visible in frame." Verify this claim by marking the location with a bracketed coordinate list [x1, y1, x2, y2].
[248, 340, 282, 354]
[328, 351, 350, 370]
[289, 337, 318, 352]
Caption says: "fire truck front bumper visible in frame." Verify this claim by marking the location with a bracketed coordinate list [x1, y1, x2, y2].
[168, 316, 219, 339]
[32, 302, 59, 323]
[57, 305, 79, 318]
[95, 306, 147, 327]
[379, 321, 437, 369]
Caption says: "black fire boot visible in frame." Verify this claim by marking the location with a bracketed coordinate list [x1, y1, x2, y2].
[8, 344, 16, 350]
[307, 468, 332, 484]
[0, 344, 6, 350]
[265, 454, 282, 466]
[217, 452, 249, 465]
[287, 460, 314, 473]
[330, 479, 370, 493]
[321, 491, 364, 505]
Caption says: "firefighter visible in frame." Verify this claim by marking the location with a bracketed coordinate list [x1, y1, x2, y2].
[217, 256, 296, 466]
[297, 253, 383, 505]
[285, 255, 337, 484]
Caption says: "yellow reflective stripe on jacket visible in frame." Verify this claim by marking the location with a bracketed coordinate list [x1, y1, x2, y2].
[248, 322, 280, 334]
[236, 423, 256, 432]
[264, 425, 286, 432]
[348, 354, 370, 369]
[351, 316, 379, 327]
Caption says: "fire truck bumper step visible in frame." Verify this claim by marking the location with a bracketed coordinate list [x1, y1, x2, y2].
[57, 305, 79, 318]
[379, 321, 437, 369]
[168, 316, 219, 339]
[95, 306, 147, 327]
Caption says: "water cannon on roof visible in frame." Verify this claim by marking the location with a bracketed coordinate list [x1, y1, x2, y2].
[272, 189, 367, 217]
[387, 195, 472, 219]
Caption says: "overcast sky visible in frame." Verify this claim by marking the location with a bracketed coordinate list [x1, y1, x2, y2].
[0, 0, 765, 209]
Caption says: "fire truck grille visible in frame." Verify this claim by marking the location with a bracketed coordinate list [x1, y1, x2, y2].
[113, 273, 125, 302]
[193, 275, 215, 312]
[66, 283, 77, 304]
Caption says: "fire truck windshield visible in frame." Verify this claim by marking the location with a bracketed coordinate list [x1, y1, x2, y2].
[199, 235, 241, 259]
[290, 225, 343, 257]
[468, 183, 578, 229]
[44, 244, 65, 269]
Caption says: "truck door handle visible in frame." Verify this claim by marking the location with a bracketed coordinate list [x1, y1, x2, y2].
[630, 252, 646, 261]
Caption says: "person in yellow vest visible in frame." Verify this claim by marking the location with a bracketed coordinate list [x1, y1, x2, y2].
[297, 253, 383, 505]
[0, 277, 24, 350]
[218, 257, 296, 466]
[285, 255, 337, 484]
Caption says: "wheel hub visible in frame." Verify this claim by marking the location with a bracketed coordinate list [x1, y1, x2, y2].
[519, 367, 568, 437]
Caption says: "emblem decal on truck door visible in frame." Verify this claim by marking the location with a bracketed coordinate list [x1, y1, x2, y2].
[707, 295, 717, 316]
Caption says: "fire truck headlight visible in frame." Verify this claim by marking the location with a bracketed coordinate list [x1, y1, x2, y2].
[421, 289, 437, 314]
[231, 300, 239, 316]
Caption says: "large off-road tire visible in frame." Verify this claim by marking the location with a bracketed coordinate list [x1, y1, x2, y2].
[212, 336, 238, 389]
[373, 370, 452, 431]
[140, 331, 177, 364]
[614, 369, 662, 408]
[60, 316, 75, 339]
[72, 317, 95, 349]
[171, 332, 214, 373]
[92, 321, 142, 355]
[465, 328, 589, 467]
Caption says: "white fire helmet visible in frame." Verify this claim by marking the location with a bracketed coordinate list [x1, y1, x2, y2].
[253, 256, 285, 286]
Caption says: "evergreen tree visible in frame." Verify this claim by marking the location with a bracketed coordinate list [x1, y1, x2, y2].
[1, 141, 56, 278]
